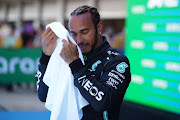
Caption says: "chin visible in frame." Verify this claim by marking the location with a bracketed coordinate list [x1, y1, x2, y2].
[82, 52, 88, 55]
[81, 49, 91, 55]
[82, 51, 90, 55]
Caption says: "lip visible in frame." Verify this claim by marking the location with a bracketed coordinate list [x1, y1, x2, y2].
[79, 44, 88, 50]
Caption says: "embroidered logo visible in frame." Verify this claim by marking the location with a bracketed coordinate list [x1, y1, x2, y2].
[107, 50, 119, 56]
[116, 62, 128, 73]
[106, 77, 119, 89]
[35, 70, 42, 91]
[83, 55, 87, 61]
[91, 60, 101, 71]
[78, 76, 104, 101]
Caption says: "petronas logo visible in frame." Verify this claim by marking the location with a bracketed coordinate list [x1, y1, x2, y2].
[91, 60, 101, 70]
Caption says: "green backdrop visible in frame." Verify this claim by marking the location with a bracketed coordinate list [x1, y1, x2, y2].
[124, 0, 180, 115]
[0, 48, 41, 84]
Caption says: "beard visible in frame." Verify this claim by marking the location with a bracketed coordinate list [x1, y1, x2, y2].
[78, 28, 99, 55]
[90, 28, 98, 53]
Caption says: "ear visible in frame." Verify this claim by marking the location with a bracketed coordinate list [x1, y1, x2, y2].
[97, 21, 103, 35]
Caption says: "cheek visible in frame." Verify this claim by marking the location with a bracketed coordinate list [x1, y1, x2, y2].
[84, 32, 96, 44]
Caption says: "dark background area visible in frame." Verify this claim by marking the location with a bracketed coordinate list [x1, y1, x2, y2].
[120, 100, 180, 120]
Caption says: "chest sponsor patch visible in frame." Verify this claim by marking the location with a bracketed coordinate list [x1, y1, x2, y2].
[116, 62, 128, 73]
[111, 70, 125, 79]
[106, 77, 119, 89]
[108, 71, 123, 83]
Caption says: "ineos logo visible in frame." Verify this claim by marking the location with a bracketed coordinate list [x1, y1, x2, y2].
[83, 80, 104, 101]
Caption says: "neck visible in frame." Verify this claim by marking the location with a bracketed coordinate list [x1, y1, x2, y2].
[95, 35, 103, 49]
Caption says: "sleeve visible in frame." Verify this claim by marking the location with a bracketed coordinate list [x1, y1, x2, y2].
[35, 52, 50, 102]
[69, 56, 131, 112]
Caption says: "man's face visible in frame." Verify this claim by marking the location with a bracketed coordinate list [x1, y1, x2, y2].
[69, 13, 98, 54]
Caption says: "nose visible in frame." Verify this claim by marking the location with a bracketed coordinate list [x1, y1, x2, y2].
[77, 34, 83, 44]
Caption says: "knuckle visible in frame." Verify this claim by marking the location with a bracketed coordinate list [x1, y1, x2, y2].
[43, 34, 48, 39]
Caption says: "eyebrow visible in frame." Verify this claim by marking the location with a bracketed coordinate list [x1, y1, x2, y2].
[69, 28, 89, 34]
[80, 28, 89, 32]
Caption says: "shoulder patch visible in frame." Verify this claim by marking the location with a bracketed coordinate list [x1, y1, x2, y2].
[116, 62, 128, 73]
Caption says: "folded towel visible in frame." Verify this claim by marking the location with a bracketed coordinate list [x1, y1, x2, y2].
[43, 22, 89, 120]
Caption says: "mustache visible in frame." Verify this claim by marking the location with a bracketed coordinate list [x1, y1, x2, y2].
[77, 42, 90, 46]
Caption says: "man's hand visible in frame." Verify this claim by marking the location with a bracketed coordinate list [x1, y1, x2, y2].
[42, 27, 58, 56]
[60, 37, 79, 64]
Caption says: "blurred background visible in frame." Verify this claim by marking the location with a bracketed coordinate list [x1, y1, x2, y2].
[0, 0, 180, 120]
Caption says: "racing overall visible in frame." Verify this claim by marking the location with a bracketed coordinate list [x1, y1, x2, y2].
[35, 36, 131, 120]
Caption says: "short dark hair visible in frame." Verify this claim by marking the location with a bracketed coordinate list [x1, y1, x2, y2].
[70, 5, 101, 27]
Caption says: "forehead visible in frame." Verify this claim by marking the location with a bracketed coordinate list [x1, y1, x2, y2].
[69, 13, 94, 31]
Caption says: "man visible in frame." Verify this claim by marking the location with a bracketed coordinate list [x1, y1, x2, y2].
[36, 5, 131, 120]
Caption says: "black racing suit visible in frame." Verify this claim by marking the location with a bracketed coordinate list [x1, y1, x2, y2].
[35, 36, 131, 120]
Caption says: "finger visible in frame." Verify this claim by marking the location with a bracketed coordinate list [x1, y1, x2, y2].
[49, 31, 57, 40]
[42, 27, 51, 36]
[43, 28, 54, 39]
[62, 39, 68, 44]
[43, 28, 53, 38]
[59, 50, 64, 58]
[67, 37, 72, 44]
[52, 35, 58, 42]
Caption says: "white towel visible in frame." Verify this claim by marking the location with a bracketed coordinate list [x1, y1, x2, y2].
[43, 22, 89, 120]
